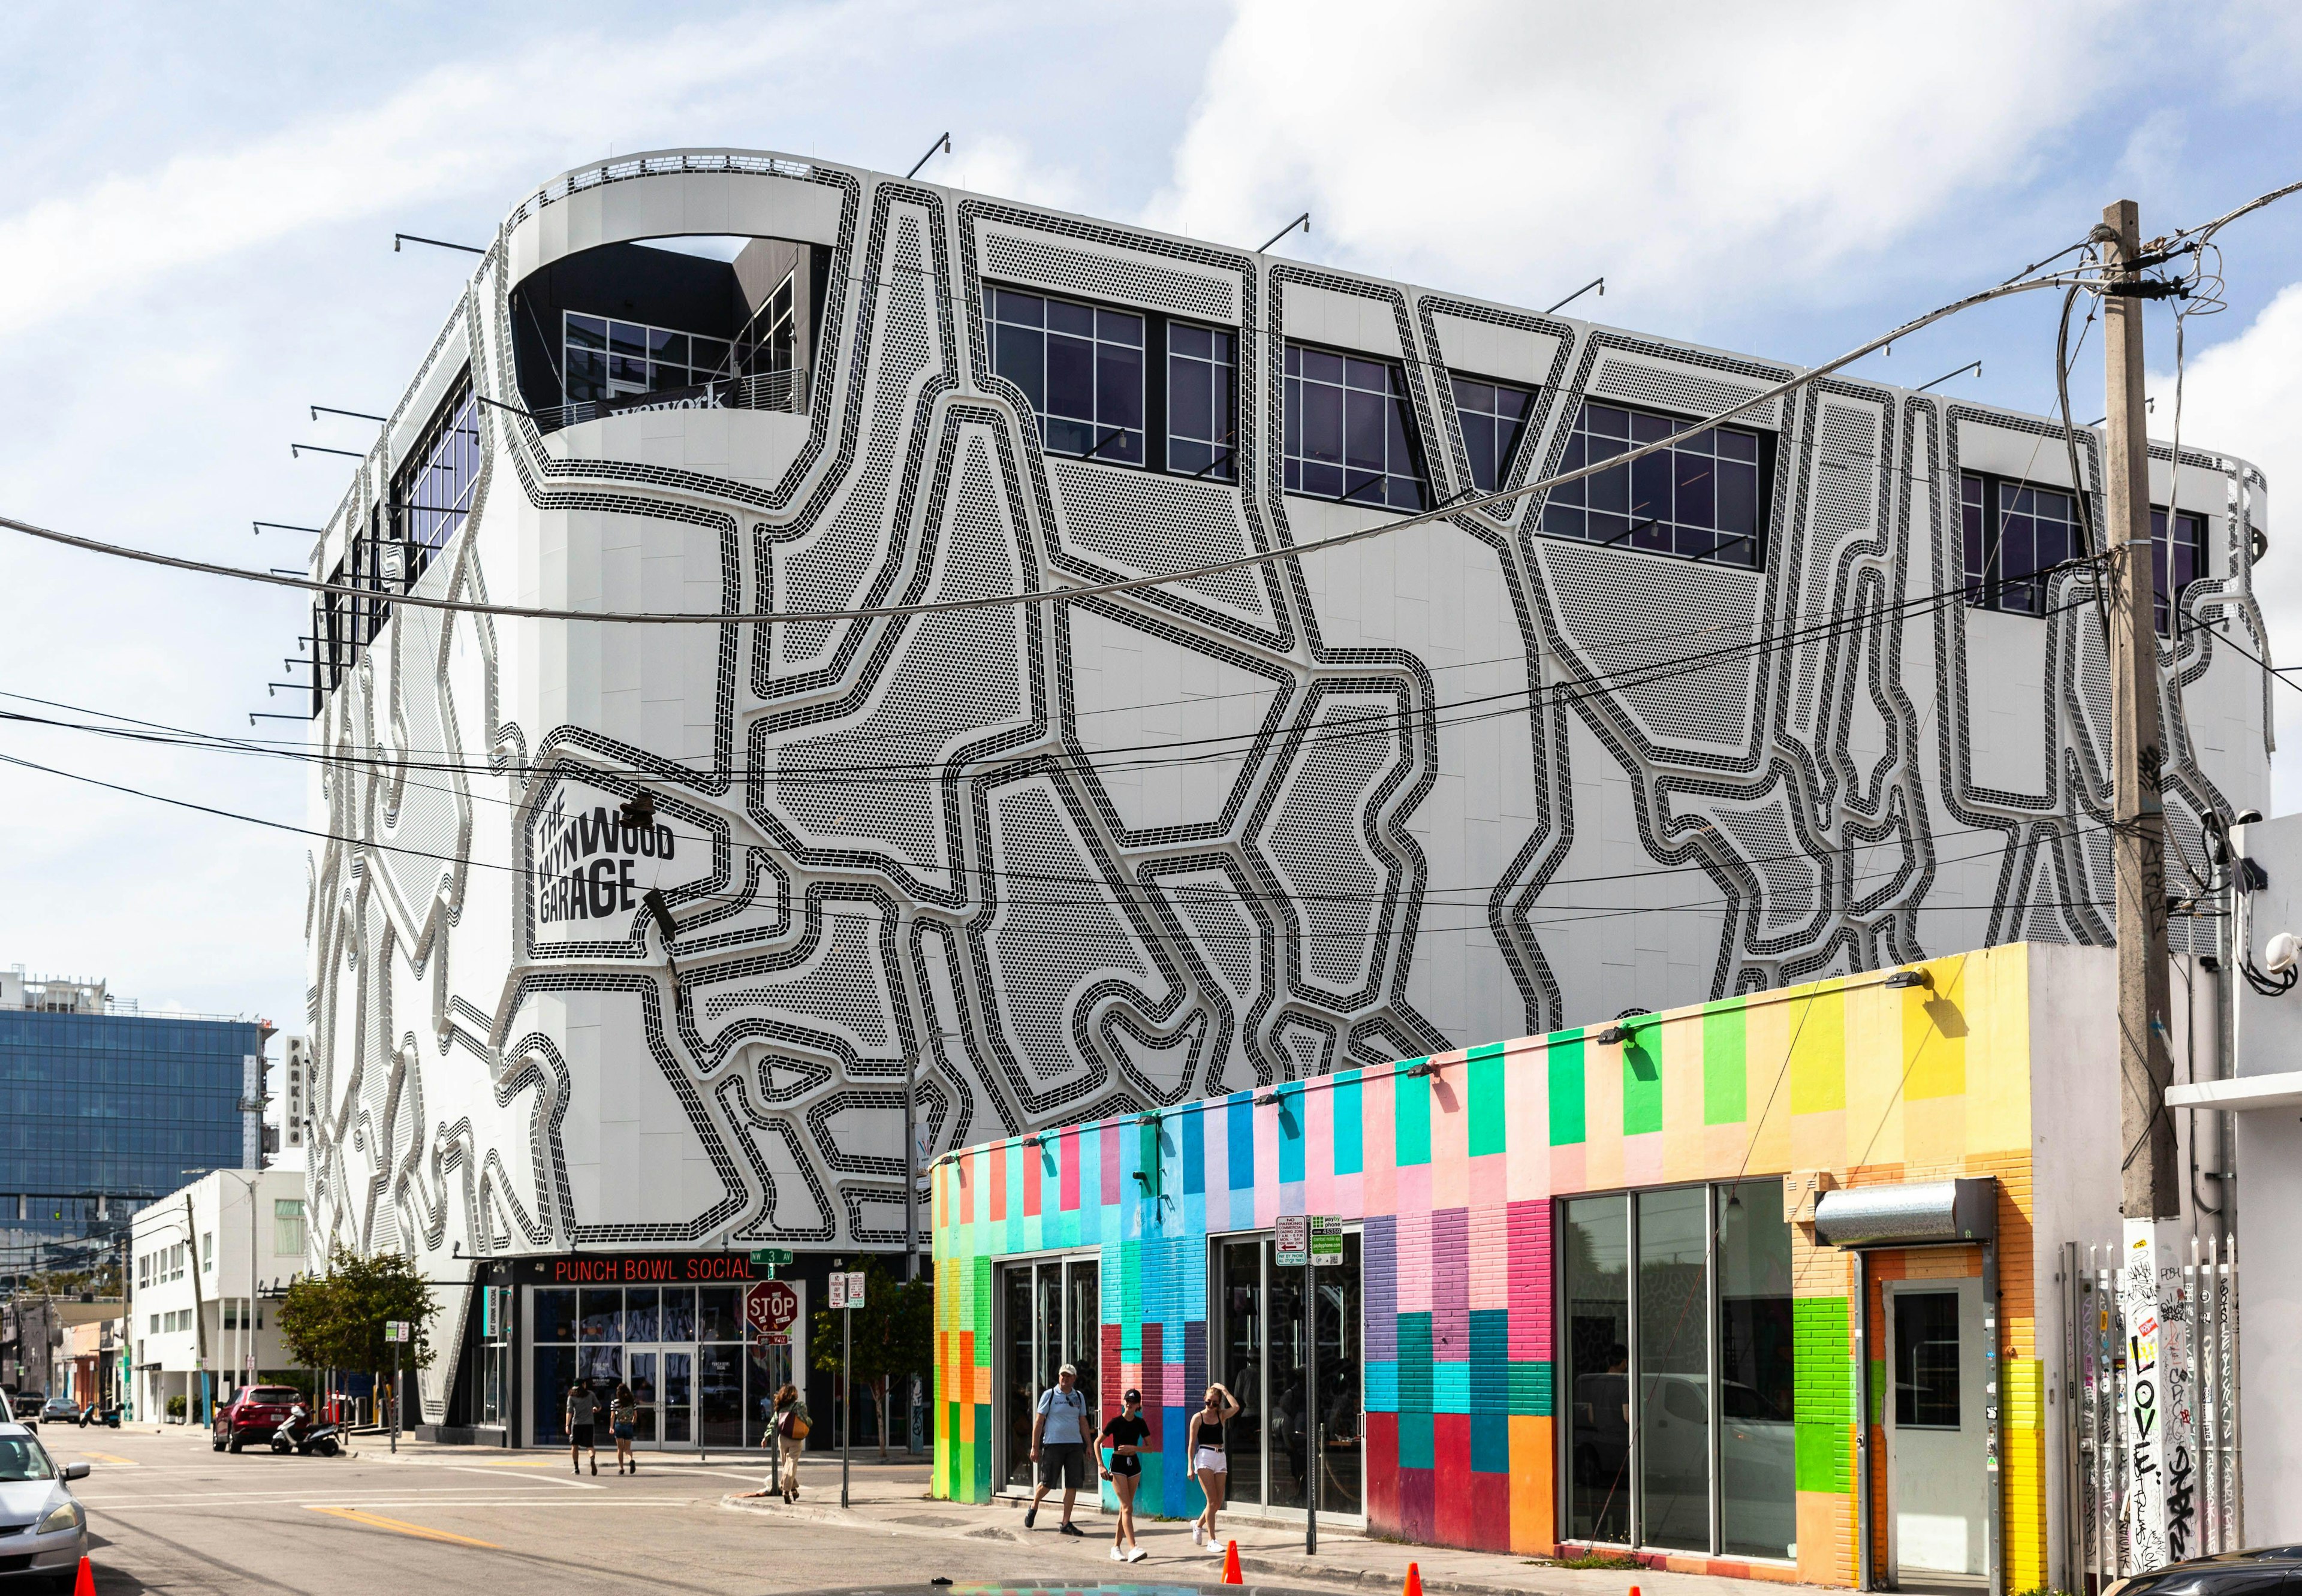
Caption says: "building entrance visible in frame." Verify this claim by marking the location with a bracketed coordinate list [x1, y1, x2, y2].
[529, 1283, 787, 1451]
[997, 1254, 1099, 1491]
[1885, 1277, 1988, 1586]
[1209, 1229, 1364, 1520]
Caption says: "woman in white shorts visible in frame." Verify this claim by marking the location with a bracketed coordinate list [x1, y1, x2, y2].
[1190, 1381, 1240, 1549]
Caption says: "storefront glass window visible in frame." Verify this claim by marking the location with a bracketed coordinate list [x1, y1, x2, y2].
[1561, 1178, 1792, 1559]
[1637, 1187, 1710, 1550]
[995, 1254, 1104, 1491]
[1718, 1181, 1795, 1557]
[527, 1284, 770, 1451]
[1563, 1195, 1631, 1543]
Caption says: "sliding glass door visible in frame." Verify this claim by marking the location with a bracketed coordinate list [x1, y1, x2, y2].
[1559, 1179, 1793, 1559]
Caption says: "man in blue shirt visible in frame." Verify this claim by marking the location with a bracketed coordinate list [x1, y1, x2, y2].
[1023, 1363, 1092, 1535]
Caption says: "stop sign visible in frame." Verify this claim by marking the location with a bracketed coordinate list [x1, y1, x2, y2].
[746, 1280, 799, 1339]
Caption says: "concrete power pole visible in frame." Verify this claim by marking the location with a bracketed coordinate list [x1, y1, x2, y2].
[2101, 197, 2190, 1573]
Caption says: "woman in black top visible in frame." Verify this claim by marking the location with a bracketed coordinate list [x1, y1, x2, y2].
[1190, 1381, 1239, 1551]
[1097, 1388, 1150, 1562]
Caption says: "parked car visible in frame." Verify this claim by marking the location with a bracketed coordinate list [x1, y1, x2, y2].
[35, 1398, 77, 1427]
[6, 1394, 41, 1423]
[211, 1386, 310, 1455]
[2107, 1547, 2302, 1596]
[0, 1421, 91, 1586]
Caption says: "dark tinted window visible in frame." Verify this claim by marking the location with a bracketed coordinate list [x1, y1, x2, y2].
[984, 288, 1145, 465]
[1168, 321, 1237, 479]
[1283, 344, 1429, 511]
[1541, 400, 1761, 566]
[1894, 1292, 1960, 1429]
[2152, 505, 2208, 636]
[1451, 375, 1534, 493]
[532, 1287, 576, 1343]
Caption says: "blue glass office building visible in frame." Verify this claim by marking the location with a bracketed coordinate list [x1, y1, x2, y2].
[0, 1002, 263, 1257]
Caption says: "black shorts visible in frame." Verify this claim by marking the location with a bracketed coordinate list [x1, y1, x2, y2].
[1107, 1455, 1140, 1478]
[571, 1422, 596, 1448]
[1038, 1443, 1086, 1489]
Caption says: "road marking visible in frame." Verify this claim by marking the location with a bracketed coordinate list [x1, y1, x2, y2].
[472, 1460, 561, 1468]
[74, 1452, 138, 1466]
[308, 1506, 499, 1547]
[443, 1465, 602, 1490]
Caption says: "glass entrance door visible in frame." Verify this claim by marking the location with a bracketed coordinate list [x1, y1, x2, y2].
[1209, 1230, 1364, 1520]
[996, 1254, 1102, 1491]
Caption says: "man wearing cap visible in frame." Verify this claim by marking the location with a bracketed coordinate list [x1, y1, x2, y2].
[1024, 1363, 1092, 1535]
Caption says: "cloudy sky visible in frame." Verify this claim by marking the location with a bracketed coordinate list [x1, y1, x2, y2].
[5, 0, 2302, 1030]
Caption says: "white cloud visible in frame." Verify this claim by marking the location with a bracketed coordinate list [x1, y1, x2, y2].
[2152, 283, 2302, 810]
[1148, 0, 2133, 312]
[0, 4, 923, 339]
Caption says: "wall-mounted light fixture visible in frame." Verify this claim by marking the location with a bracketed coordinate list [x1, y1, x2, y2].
[1405, 1060, 1441, 1078]
[1254, 1091, 1281, 1106]
[1595, 1025, 1629, 1045]
[1882, 970, 1933, 991]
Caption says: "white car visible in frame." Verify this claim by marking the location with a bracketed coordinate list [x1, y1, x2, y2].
[0, 1423, 90, 1589]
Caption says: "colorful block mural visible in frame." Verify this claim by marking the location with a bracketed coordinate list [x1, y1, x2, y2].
[932, 946, 2047, 1588]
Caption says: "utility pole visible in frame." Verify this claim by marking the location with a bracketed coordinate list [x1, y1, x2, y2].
[2103, 197, 2180, 1226]
[2102, 197, 2187, 1574]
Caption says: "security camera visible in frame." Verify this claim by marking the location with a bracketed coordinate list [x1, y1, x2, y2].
[2266, 931, 2301, 975]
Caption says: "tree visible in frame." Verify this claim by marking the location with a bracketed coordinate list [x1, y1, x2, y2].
[810, 1257, 932, 1461]
[276, 1247, 436, 1418]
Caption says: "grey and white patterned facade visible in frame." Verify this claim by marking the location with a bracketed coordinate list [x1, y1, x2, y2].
[300, 150, 2271, 1418]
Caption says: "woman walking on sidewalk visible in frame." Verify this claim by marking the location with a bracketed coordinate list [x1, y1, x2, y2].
[769, 1383, 809, 1503]
[1098, 1387, 1149, 1562]
[610, 1382, 638, 1475]
[1190, 1382, 1239, 1551]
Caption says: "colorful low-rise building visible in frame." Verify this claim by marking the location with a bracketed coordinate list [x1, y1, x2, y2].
[932, 942, 2214, 1591]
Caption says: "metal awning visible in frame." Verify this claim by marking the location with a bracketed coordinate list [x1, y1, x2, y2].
[2167, 1070, 2302, 1112]
[1814, 1175, 1996, 1248]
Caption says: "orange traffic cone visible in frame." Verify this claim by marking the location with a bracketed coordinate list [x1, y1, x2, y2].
[73, 1556, 94, 1596]
[1403, 1562, 1424, 1596]
[1629, 1586, 1641, 1596]
[1222, 1540, 1243, 1585]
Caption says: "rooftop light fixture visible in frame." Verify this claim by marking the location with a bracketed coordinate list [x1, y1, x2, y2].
[1257, 212, 1310, 255]
[310, 405, 387, 424]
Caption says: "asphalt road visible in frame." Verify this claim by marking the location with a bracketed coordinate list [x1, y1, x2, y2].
[46, 1426, 1145, 1596]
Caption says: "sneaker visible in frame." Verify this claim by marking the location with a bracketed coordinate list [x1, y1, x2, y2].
[1024, 1507, 1037, 1530]
[1192, 1523, 1206, 1547]
[1110, 1549, 1126, 1563]
[590, 1458, 598, 1476]
[1060, 1521, 1085, 1538]
[1128, 1547, 1148, 1563]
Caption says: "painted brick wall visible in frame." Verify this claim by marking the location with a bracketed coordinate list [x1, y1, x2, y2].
[933, 946, 2042, 1587]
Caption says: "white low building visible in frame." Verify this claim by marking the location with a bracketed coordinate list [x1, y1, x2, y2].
[127, 1170, 310, 1423]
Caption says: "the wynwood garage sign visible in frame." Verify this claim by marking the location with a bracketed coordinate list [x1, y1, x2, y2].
[530, 783, 704, 934]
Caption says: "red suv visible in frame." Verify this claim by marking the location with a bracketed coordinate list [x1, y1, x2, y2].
[212, 1386, 307, 1453]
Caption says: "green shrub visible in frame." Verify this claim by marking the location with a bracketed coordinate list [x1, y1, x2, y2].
[165, 1395, 185, 1419]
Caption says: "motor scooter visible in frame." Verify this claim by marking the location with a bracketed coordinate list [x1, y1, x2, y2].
[269, 1407, 345, 1458]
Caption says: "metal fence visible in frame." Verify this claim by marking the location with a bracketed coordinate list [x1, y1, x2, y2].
[2060, 1236, 2241, 1589]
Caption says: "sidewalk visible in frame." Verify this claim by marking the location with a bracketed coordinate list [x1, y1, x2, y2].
[707, 1456, 1820, 1596]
